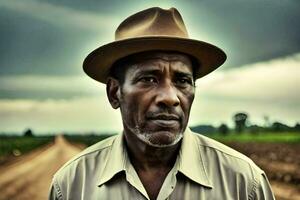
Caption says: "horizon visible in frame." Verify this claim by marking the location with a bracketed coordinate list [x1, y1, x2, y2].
[1, 117, 299, 136]
[1, 0, 299, 134]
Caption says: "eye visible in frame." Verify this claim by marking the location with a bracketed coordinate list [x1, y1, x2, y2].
[178, 79, 188, 84]
[176, 78, 193, 86]
[140, 76, 157, 83]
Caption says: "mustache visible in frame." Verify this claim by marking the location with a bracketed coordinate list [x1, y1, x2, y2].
[145, 110, 181, 120]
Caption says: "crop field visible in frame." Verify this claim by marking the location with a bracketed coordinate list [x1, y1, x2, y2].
[64, 132, 300, 199]
[62, 132, 300, 146]
[209, 132, 300, 143]
[0, 136, 54, 164]
[63, 133, 300, 189]
[64, 134, 114, 146]
[210, 132, 300, 199]
[0, 132, 299, 199]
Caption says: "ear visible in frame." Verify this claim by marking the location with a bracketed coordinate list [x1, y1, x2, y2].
[106, 77, 121, 109]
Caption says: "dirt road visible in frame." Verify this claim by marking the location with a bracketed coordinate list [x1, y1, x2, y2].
[227, 142, 300, 200]
[0, 137, 299, 200]
[0, 135, 82, 200]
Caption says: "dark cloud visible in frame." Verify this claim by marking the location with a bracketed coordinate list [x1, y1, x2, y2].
[34, 0, 300, 62]
[0, 88, 92, 100]
[36, 0, 122, 13]
[0, 5, 109, 76]
[0, 0, 299, 132]
[182, 0, 300, 68]
[0, 0, 299, 80]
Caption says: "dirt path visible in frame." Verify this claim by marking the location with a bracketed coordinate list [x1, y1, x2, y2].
[0, 135, 82, 200]
[0, 137, 299, 200]
[271, 181, 300, 200]
[226, 142, 300, 200]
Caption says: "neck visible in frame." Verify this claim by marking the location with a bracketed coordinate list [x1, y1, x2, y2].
[123, 130, 181, 171]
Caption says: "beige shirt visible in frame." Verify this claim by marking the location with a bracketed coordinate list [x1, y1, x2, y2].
[49, 129, 275, 200]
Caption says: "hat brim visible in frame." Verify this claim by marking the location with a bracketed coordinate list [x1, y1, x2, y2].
[83, 36, 226, 84]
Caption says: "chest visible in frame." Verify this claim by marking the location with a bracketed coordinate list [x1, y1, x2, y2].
[88, 177, 218, 200]
[67, 174, 251, 200]
[138, 170, 169, 200]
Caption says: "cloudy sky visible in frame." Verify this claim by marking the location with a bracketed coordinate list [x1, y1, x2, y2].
[0, 0, 299, 134]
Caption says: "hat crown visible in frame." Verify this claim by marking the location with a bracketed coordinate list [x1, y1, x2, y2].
[115, 7, 189, 40]
[83, 7, 226, 84]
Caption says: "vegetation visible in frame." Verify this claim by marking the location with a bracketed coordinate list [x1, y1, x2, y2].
[205, 132, 300, 143]
[23, 128, 34, 137]
[64, 134, 115, 147]
[191, 112, 300, 143]
[218, 123, 229, 135]
[0, 135, 54, 158]
[233, 112, 248, 133]
[0, 112, 299, 160]
[64, 132, 300, 147]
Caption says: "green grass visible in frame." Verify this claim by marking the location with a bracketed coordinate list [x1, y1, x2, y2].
[64, 134, 114, 146]
[64, 132, 300, 146]
[0, 136, 54, 158]
[207, 132, 300, 143]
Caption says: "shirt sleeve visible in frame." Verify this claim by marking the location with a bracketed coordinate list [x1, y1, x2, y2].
[251, 172, 276, 200]
[48, 178, 63, 200]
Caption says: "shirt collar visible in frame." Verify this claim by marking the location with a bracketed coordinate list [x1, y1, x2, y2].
[98, 128, 212, 188]
[176, 128, 212, 188]
[98, 133, 127, 186]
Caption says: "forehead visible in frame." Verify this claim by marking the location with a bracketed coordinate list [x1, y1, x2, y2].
[126, 51, 193, 74]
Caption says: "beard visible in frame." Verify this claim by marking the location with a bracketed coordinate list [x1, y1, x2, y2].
[126, 124, 184, 148]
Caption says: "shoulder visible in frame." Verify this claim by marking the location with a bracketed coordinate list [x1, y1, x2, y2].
[61, 135, 117, 168]
[189, 131, 264, 189]
[53, 134, 118, 183]
[191, 131, 261, 170]
[185, 131, 274, 199]
[50, 135, 119, 199]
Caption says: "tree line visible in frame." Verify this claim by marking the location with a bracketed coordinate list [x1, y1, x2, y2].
[3, 111, 300, 137]
[191, 112, 300, 135]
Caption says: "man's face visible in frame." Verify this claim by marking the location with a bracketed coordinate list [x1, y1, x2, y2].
[115, 52, 195, 147]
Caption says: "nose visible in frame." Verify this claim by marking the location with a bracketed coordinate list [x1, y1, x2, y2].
[155, 82, 180, 107]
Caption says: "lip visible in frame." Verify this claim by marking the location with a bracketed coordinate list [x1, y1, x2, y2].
[147, 114, 180, 120]
[148, 119, 179, 128]
[147, 114, 180, 127]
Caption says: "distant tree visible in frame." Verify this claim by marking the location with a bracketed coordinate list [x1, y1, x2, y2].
[218, 123, 229, 135]
[263, 115, 270, 128]
[249, 125, 261, 134]
[233, 112, 248, 133]
[294, 123, 300, 132]
[190, 125, 216, 134]
[271, 122, 290, 132]
[23, 128, 34, 137]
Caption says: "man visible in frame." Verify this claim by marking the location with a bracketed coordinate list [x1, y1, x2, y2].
[49, 7, 275, 200]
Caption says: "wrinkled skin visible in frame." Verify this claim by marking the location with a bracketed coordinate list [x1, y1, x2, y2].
[107, 51, 195, 147]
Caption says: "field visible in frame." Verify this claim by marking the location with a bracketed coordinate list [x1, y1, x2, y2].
[0, 135, 54, 164]
[63, 132, 300, 199]
[64, 134, 113, 146]
[209, 132, 300, 143]
[210, 132, 300, 200]
[0, 136, 81, 200]
[64, 132, 300, 199]
[0, 132, 299, 199]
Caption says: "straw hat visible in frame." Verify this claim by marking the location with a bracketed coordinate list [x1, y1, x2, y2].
[83, 7, 226, 83]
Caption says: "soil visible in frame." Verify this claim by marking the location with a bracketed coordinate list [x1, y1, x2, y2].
[226, 142, 300, 200]
[0, 135, 82, 200]
[0, 137, 299, 199]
